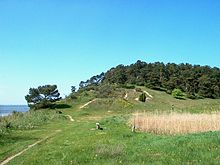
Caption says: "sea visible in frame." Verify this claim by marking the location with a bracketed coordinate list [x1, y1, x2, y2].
[0, 105, 29, 117]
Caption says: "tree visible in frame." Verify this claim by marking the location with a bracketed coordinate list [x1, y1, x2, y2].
[25, 85, 61, 109]
[79, 72, 105, 89]
[89, 72, 105, 85]
[198, 75, 212, 98]
[103, 65, 127, 84]
[81, 61, 220, 99]
[213, 85, 220, 98]
[71, 86, 76, 93]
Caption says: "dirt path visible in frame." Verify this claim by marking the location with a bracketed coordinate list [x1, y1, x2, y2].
[65, 115, 74, 122]
[143, 91, 153, 98]
[0, 100, 96, 165]
[0, 100, 97, 164]
[0, 130, 61, 165]
[80, 99, 97, 109]
[124, 93, 128, 100]
[135, 90, 153, 101]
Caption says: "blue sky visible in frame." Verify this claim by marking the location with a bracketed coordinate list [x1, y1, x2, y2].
[0, 0, 220, 104]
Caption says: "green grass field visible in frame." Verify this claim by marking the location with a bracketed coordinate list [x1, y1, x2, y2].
[1, 87, 220, 164]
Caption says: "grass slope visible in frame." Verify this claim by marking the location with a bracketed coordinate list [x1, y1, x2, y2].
[1, 87, 220, 164]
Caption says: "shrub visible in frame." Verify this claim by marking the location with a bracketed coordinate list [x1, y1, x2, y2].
[0, 110, 65, 135]
[139, 93, 146, 102]
[69, 93, 77, 100]
[172, 88, 185, 99]
[120, 84, 135, 89]
[135, 88, 142, 92]
[166, 89, 172, 94]
[186, 94, 196, 99]
[0, 117, 12, 134]
[95, 84, 124, 98]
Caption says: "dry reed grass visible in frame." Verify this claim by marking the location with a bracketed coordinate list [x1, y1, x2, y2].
[131, 112, 220, 135]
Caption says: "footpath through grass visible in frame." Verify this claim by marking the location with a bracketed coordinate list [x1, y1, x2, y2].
[1, 88, 220, 164]
[3, 115, 220, 165]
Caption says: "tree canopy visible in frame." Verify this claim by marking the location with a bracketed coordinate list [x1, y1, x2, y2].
[80, 60, 220, 99]
[25, 85, 61, 109]
[79, 72, 104, 89]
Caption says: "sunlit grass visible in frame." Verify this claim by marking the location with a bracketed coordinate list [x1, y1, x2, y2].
[1, 87, 220, 164]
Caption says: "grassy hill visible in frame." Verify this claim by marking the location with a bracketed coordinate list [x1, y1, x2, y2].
[1, 87, 220, 164]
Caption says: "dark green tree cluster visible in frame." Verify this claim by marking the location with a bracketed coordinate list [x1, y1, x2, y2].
[25, 85, 61, 109]
[102, 60, 220, 99]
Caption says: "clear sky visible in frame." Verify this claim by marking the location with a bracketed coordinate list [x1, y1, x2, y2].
[0, 0, 220, 104]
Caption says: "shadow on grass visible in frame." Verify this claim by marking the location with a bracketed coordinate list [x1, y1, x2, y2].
[0, 133, 39, 146]
[51, 104, 72, 109]
[174, 97, 186, 100]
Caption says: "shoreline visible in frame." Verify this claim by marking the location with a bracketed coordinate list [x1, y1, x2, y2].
[0, 113, 11, 117]
[0, 105, 29, 118]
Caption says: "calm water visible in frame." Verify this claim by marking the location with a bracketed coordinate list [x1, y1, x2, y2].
[0, 105, 29, 117]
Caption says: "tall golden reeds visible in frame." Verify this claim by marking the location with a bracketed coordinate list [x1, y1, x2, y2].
[131, 112, 220, 135]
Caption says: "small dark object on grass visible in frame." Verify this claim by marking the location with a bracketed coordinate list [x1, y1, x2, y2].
[56, 110, 62, 114]
[96, 123, 103, 130]
[6, 121, 12, 128]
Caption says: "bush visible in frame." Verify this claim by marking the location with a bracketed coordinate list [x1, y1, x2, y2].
[0, 110, 65, 135]
[120, 84, 135, 89]
[151, 86, 167, 91]
[96, 84, 115, 98]
[172, 89, 185, 99]
[0, 118, 11, 135]
[166, 89, 172, 94]
[186, 93, 204, 100]
[69, 93, 77, 100]
[135, 88, 142, 92]
[186, 94, 196, 99]
[95, 84, 124, 98]
[139, 93, 146, 102]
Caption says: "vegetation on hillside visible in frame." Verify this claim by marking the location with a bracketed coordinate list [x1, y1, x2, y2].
[1, 61, 220, 164]
[138, 93, 146, 102]
[171, 88, 185, 99]
[0, 110, 64, 135]
[1, 87, 220, 164]
[81, 60, 220, 99]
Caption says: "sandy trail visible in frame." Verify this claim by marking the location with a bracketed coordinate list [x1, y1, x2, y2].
[143, 91, 153, 98]
[65, 115, 74, 121]
[0, 130, 61, 165]
[0, 99, 106, 164]
[124, 93, 128, 100]
[80, 99, 97, 109]
[1, 100, 97, 164]
[135, 90, 153, 101]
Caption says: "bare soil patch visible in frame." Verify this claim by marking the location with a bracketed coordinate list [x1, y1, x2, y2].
[65, 115, 74, 122]
[80, 99, 97, 109]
